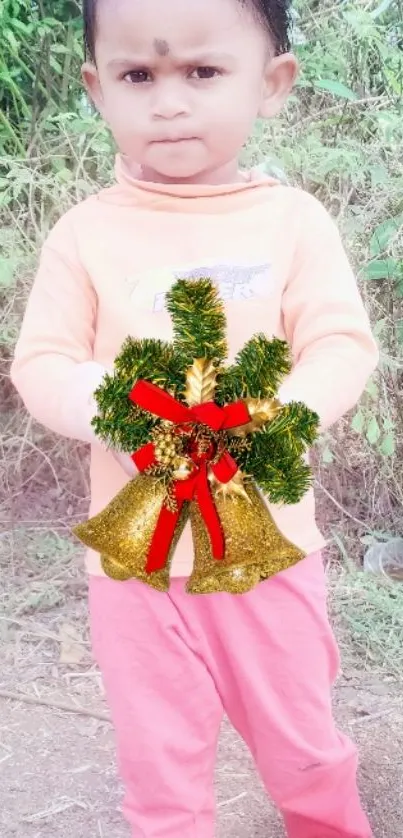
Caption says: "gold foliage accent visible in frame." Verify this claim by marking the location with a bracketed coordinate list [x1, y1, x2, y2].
[209, 469, 250, 501]
[230, 398, 282, 436]
[185, 358, 217, 406]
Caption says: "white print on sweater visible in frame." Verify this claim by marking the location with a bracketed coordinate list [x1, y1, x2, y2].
[150, 261, 273, 313]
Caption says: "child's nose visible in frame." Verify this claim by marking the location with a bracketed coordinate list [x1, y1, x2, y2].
[151, 80, 190, 120]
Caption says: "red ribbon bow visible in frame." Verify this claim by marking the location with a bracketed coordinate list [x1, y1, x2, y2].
[129, 380, 250, 574]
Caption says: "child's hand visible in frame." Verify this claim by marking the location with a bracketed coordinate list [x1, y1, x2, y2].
[111, 450, 138, 478]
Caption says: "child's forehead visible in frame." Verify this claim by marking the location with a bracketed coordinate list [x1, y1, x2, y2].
[95, 0, 260, 55]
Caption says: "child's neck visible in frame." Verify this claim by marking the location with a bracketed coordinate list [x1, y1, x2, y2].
[128, 158, 248, 187]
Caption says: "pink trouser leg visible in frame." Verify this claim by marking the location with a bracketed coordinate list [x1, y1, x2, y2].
[89, 576, 223, 838]
[89, 552, 372, 838]
[177, 552, 372, 838]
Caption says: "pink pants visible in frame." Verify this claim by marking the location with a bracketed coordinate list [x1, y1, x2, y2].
[89, 553, 372, 838]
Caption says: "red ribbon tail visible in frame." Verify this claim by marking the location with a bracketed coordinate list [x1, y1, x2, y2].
[132, 442, 156, 471]
[196, 464, 225, 561]
[212, 451, 238, 484]
[146, 500, 185, 574]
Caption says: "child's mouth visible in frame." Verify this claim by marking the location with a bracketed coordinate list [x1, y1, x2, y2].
[152, 137, 198, 145]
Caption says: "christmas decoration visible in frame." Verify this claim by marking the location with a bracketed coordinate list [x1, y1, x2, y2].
[74, 279, 319, 595]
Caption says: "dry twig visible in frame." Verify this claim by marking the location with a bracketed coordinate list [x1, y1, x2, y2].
[0, 688, 111, 722]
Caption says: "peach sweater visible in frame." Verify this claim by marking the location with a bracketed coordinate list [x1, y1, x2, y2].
[11, 157, 379, 576]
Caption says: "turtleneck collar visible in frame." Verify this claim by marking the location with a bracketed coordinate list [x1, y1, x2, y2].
[105, 154, 281, 214]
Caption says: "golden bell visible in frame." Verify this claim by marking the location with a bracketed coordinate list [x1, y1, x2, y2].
[187, 480, 305, 595]
[74, 475, 189, 592]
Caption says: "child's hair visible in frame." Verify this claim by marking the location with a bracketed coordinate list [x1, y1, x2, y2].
[83, 0, 292, 62]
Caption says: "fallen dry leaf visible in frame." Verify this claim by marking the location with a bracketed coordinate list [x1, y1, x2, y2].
[59, 623, 86, 665]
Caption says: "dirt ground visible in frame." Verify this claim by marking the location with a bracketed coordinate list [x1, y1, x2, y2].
[0, 544, 402, 838]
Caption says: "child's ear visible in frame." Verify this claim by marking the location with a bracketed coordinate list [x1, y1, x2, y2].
[82, 62, 105, 115]
[259, 54, 299, 119]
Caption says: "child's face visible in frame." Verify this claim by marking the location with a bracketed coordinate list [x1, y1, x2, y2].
[83, 0, 297, 183]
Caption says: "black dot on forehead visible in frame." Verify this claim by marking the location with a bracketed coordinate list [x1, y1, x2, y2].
[154, 39, 170, 57]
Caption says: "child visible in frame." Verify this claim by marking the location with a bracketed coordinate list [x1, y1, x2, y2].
[11, 0, 378, 836]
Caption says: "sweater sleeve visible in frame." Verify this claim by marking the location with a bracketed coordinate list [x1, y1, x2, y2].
[10, 215, 107, 444]
[278, 194, 379, 430]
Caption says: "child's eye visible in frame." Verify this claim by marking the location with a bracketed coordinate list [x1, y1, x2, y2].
[124, 70, 151, 84]
[190, 67, 220, 80]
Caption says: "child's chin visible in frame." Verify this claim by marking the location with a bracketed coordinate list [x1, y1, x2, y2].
[145, 153, 209, 182]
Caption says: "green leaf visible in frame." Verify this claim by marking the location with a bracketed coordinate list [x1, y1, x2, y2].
[363, 259, 398, 280]
[51, 44, 69, 55]
[366, 417, 381, 445]
[351, 410, 365, 434]
[10, 19, 32, 35]
[55, 168, 73, 184]
[370, 163, 389, 187]
[366, 378, 379, 400]
[5, 29, 19, 54]
[383, 416, 394, 432]
[380, 433, 395, 457]
[322, 446, 334, 464]
[373, 318, 387, 339]
[0, 192, 12, 208]
[49, 56, 63, 74]
[370, 215, 403, 256]
[371, 0, 395, 18]
[0, 256, 15, 289]
[314, 79, 358, 101]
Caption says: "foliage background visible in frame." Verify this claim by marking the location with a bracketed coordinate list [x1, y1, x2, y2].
[1, 0, 402, 569]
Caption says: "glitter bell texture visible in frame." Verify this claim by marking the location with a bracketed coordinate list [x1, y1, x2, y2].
[74, 475, 188, 592]
[188, 481, 304, 595]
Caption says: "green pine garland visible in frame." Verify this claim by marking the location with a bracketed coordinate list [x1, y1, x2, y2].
[166, 278, 228, 366]
[92, 278, 319, 506]
[216, 334, 293, 403]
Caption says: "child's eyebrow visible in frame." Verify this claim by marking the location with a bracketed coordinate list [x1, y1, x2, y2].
[107, 51, 236, 69]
